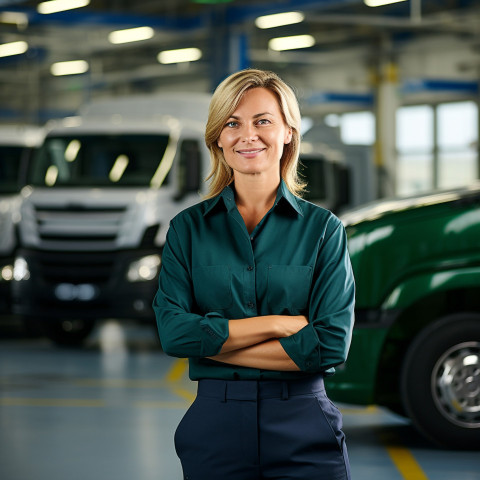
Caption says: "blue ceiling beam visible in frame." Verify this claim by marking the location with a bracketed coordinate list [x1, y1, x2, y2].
[402, 79, 479, 94]
[306, 91, 374, 106]
[225, 0, 362, 23]
[1, 0, 365, 31]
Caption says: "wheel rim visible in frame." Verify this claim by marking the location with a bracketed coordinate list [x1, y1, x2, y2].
[432, 341, 480, 428]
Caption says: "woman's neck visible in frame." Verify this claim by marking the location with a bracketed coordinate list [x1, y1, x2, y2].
[234, 174, 280, 211]
[233, 174, 281, 233]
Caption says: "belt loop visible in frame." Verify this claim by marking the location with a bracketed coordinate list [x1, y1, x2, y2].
[281, 381, 288, 400]
[222, 382, 227, 403]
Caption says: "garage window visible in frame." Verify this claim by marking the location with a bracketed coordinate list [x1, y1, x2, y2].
[437, 101, 478, 189]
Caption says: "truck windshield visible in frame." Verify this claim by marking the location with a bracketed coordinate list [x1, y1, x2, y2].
[0, 145, 27, 194]
[28, 134, 170, 187]
[300, 156, 328, 202]
[300, 155, 351, 212]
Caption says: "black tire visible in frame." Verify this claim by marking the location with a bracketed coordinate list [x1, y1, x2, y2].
[401, 313, 480, 449]
[42, 318, 95, 347]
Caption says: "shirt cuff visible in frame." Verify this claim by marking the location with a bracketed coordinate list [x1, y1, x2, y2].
[199, 313, 230, 356]
[279, 322, 321, 372]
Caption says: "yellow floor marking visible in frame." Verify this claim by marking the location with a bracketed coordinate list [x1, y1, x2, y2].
[0, 398, 105, 408]
[166, 358, 189, 382]
[339, 405, 379, 415]
[164, 358, 196, 404]
[170, 386, 196, 403]
[385, 445, 429, 480]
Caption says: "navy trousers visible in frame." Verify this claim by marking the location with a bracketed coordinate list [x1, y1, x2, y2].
[174, 376, 351, 480]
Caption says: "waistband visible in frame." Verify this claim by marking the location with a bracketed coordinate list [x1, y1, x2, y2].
[197, 375, 325, 401]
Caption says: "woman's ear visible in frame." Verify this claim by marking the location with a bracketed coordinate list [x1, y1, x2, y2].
[284, 127, 293, 145]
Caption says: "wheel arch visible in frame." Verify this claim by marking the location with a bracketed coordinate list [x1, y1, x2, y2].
[372, 269, 480, 409]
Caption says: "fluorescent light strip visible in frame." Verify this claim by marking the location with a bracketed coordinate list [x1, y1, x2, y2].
[0, 41, 28, 58]
[38, 0, 90, 15]
[0, 12, 29, 27]
[269, 34, 315, 52]
[255, 11, 305, 29]
[364, 0, 407, 6]
[51, 60, 89, 76]
[157, 48, 202, 64]
[108, 26, 154, 45]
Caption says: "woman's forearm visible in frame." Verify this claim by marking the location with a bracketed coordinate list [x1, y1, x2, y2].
[219, 315, 308, 354]
[210, 339, 300, 371]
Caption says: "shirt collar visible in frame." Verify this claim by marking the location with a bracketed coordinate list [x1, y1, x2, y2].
[203, 179, 303, 217]
[275, 179, 304, 216]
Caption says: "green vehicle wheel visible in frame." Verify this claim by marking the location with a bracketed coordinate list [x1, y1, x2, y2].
[401, 313, 480, 449]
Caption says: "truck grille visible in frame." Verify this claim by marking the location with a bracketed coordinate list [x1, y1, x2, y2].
[34, 204, 127, 251]
[38, 252, 114, 284]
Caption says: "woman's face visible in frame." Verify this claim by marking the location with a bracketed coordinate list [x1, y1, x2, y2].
[217, 87, 292, 180]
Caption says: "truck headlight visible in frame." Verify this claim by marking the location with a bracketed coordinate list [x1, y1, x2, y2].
[127, 254, 161, 282]
[0, 264, 13, 282]
[13, 257, 30, 281]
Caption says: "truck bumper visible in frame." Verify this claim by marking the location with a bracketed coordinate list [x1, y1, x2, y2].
[324, 309, 398, 405]
[12, 248, 161, 323]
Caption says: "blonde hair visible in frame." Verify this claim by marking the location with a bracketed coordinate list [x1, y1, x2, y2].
[204, 69, 305, 199]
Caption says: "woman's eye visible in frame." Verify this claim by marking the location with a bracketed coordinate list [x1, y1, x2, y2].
[225, 121, 238, 128]
[257, 119, 271, 125]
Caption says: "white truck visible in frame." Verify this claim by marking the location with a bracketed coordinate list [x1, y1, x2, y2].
[301, 122, 376, 212]
[0, 125, 44, 315]
[12, 94, 212, 344]
[12, 94, 369, 345]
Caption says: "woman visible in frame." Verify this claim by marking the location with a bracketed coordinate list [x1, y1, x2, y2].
[153, 69, 355, 480]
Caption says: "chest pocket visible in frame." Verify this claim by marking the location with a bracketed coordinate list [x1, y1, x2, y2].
[192, 265, 233, 312]
[267, 265, 313, 312]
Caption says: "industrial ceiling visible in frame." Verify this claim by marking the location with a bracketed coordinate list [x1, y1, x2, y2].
[0, 0, 479, 123]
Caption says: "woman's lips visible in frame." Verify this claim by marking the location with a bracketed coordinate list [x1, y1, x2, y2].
[236, 148, 266, 157]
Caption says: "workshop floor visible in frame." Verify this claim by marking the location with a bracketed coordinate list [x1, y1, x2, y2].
[1, 319, 479, 480]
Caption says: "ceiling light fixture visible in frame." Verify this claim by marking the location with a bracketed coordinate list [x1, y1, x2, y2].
[157, 48, 202, 65]
[0, 12, 29, 27]
[269, 34, 315, 52]
[51, 60, 89, 76]
[364, 0, 407, 6]
[255, 12, 305, 29]
[38, 0, 90, 15]
[108, 26, 154, 45]
[0, 41, 28, 58]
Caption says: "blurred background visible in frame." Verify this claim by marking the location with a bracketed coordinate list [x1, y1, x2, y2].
[0, 1, 479, 479]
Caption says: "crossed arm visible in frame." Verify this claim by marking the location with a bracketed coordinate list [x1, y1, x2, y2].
[207, 315, 308, 371]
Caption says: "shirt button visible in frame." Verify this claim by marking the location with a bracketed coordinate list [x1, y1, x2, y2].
[250, 236, 254, 241]
[247, 302, 255, 309]
[247, 265, 254, 271]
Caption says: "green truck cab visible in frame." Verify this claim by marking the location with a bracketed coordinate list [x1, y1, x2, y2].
[327, 184, 480, 449]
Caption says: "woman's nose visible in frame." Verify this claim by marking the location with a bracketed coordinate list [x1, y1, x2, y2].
[241, 124, 258, 142]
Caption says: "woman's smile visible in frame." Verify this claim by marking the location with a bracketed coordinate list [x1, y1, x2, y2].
[235, 147, 267, 158]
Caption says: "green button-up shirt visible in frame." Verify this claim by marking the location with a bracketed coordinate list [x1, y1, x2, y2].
[153, 180, 355, 380]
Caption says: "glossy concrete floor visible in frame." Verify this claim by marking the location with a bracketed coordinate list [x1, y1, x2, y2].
[1, 318, 479, 480]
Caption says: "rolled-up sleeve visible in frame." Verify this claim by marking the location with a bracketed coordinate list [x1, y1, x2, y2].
[279, 217, 355, 373]
[153, 222, 229, 358]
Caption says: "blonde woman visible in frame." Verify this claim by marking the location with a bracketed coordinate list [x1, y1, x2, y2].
[153, 69, 355, 480]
